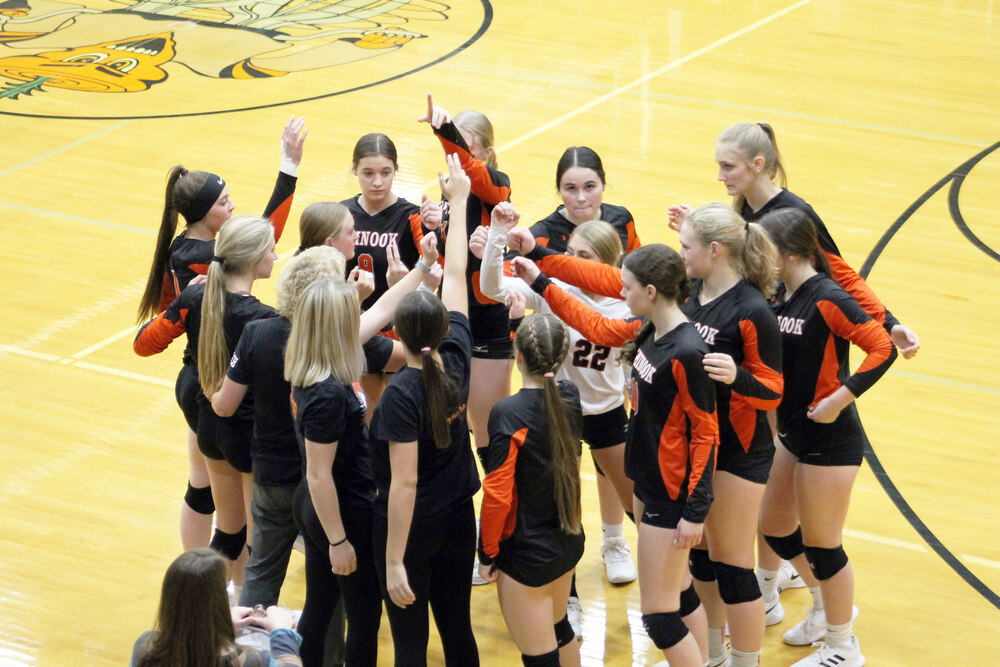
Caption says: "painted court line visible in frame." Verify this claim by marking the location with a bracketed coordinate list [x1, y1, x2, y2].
[0, 120, 130, 179]
[68, 325, 139, 360]
[421, 0, 815, 190]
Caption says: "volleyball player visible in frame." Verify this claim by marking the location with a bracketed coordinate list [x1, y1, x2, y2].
[758, 208, 897, 667]
[135, 216, 280, 593]
[509, 244, 719, 667]
[369, 155, 480, 666]
[135, 117, 306, 551]
[529, 146, 641, 255]
[478, 313, 585, 667]
[481, 205, 637, 587]
[678, 204, 783, 667]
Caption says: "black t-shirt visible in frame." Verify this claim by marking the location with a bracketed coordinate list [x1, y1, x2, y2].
[291, 378, 376, 512]
[370, 312, 481, 521]
[228, 317, 300, 486]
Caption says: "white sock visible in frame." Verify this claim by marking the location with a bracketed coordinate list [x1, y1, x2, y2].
[730, 648, 761, 667]
[757, 567, 780, 598]
[602, 521, 624, 540]
[826, 620, 852, 648]
[708, 626, 726, 660]
[808, 586, 824, 613]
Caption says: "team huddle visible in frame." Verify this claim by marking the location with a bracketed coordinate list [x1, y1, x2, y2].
[130, 96, 919, 667]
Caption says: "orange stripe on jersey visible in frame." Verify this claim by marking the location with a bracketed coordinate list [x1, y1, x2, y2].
[408, 213, 425, 252]
[813, 332, 841, 406]
[536, 254, 623, 300]
[542, 281, 641, 347]
[190, 263, 209, 276]
[658, 393, 689, 500]
[436, 134, 511, 206]
[157, 273, 177, 314]
[825, 251, 885, 325]
[480, 427, 527, 559]
[625, 219, 641, 253]
[268, 195, 293, 243]
[134, 308, 187, 356]
[816, 301, 895, 375]
[671, 358, 719, 499]
[736, 319, 783, 410]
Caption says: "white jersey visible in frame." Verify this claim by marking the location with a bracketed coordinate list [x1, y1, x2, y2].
[481, 225, 631, 415]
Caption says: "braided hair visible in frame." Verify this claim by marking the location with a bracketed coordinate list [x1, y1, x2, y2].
[514, 314, 582, 535]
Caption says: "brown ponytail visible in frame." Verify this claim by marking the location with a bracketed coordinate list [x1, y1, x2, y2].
[393, 291, 460, 449]
[137, 165, 188, 322]
[515, 314, 581, 535]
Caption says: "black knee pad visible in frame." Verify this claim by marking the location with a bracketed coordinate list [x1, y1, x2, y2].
[184, 482, 215, 515]
[803, 545, 848, 581]
[554, 615, 575, 648]
[714, 561, 762, 604]
[642, 611, 689, 650]
[764, 526, 805, 560]
[210, 525, 247, 561]
[688, 548, 715, 582]
[679, 582, 701, 616]
[521, 648, 559, 667]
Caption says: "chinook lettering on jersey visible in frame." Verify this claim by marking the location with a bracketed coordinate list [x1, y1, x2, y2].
[692, 321, 719, 346]
[633, 350, 656, 384]
[777, 316, 805, 335]
[356, 231, 400, 249]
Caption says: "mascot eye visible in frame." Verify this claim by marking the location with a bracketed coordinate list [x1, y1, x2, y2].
[106, 58, 138, 72]
[62, 52, 108, 63]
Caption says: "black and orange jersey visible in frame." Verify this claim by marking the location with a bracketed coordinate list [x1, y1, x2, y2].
[479, 383, 584, 568]
[772, 274, 897, 448]
[530, 274, 641, 349]
[628, 322, 719, 523]
[526, 244, 624, 300]
[682, 280, 782, 455]
[342, 195, 432, 311]
[157, 170, 297, 313]
[529, 203, 641, 255]
[741, 189, 898, 331]
[433, 121, 512, 336]
[290, 377, 376, 512]
[134, 283, 279, 374]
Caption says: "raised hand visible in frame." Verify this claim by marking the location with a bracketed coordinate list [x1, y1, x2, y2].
[348, 267, 375, 301]
[420, 194, 443, 230]
[490, 201, 520, 231]
[385, 241, 408, 288]
[506, 227, 536, 255]
[416, 93, 452, 129]
[468, 225, 488, 260]
[281, 116, 307, 166]
[667, 204, 692, 233]
[419, 231, 439, 266]
[510, 256, 541, 284]
[438, 153, 471, 203]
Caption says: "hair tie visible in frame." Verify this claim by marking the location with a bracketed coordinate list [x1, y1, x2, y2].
[179, 168, 189, 176]
[211, 255, 224, 264]
[745, 220, 750, 232]
[543, 372, 554, 378]
[421, 347, 431, 353]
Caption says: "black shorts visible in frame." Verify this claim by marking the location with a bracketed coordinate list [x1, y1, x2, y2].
[196, 396, 253, 473]
[470, 336, 513, 360]
[495, 531, 585, 588]
[582, 405, 628, 450]
[174, 364, 200, 433]
[470, 303, 512, 360]
[635, 495, 684, 530]
[716, 437, 774, 484]
[780, 433, 864, 467]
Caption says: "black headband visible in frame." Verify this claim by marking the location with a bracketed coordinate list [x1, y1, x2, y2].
[182, 173, 225, 224]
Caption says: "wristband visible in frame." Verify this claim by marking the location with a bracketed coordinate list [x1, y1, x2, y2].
[529, 273, 552, 297]
[415, 260, 432, 274]
[330, 536, 348, 547]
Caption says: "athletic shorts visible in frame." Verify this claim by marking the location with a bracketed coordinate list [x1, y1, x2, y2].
[196, 396, 253, 473]
[470, 303, 512, 360]
[779, 433, 864, 467]
[174, 364, 200, 433]
[635, 493, 684, 530]
[494, 531, 585, 588]
[716, 437, 774, 484]
[582, 405, 628, 450]
[470, 335, 513, 360]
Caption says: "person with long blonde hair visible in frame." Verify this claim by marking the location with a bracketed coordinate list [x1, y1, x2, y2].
[135, 215, 279, 592]
[134, 118, 305, 553]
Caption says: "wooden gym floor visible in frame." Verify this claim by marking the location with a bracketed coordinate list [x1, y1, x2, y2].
[0, 0, 997, 664]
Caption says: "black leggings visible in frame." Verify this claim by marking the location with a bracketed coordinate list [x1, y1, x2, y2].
[294, 483, 382, 667]
[373, 499, 479, 667]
